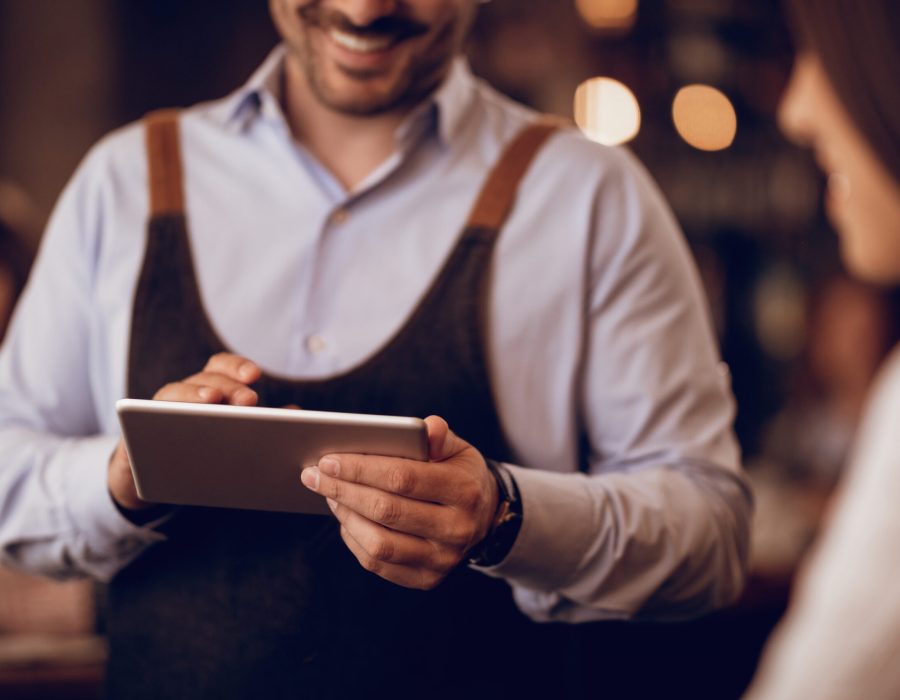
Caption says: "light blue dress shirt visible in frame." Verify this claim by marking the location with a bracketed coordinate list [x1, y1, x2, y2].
[0, 48, 750, 622]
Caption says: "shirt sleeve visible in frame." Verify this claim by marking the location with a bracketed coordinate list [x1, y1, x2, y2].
[475, 145, 752, 621]
[0, 144, 166, 582]
[743, 351, 900, 700]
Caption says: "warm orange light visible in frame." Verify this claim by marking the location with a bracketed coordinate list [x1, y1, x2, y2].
[576, 0, 638, 31]
[574, 78, 641, 146]
[672, 84, 737, 151]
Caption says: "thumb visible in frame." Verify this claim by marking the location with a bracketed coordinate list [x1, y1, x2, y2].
[424, 415, 467, 462]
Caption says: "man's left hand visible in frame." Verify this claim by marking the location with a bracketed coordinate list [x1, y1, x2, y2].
[300, 416, 499, 590]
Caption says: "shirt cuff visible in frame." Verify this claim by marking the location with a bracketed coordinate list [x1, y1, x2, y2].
[471, 463, 596, 592]
[60, 434, 168, 580]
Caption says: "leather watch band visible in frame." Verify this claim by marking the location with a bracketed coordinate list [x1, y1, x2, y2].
[468, 459, 523, 567]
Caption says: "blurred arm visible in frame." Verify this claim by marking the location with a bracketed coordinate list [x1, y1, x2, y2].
[0, 148, 164, 582]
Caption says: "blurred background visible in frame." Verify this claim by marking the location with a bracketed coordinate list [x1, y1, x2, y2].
[1, 0, 898, 698]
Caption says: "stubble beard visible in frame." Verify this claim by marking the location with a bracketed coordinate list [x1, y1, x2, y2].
[293, 8, 469, 117]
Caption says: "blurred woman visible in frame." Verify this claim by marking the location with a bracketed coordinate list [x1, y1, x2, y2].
[745, 2, 900, 698]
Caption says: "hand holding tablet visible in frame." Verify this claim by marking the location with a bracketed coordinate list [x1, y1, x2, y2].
[300, 415, 502, 590]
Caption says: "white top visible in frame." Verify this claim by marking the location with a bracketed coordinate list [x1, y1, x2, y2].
[745, 345, 900, 698]
[0, 48, 750, 622]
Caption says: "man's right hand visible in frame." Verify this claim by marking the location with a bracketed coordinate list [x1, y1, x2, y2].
[107, 352, 262, 513]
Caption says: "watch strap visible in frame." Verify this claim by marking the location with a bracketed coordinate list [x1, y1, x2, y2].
[468, 459, 523, 567]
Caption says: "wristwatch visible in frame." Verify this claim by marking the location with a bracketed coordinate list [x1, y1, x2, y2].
[467, 459, 523, 567]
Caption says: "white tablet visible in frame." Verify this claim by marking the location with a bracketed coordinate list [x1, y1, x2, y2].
[116, 399, 429, 515]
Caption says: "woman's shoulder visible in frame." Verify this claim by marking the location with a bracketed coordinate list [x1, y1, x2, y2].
[863, 347, 900, 436]
[845, 345, 900, 495]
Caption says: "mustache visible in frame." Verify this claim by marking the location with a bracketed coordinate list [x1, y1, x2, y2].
[296, 5, 430, 41]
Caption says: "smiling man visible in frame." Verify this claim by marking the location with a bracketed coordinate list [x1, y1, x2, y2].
[0, 1, 750, 697]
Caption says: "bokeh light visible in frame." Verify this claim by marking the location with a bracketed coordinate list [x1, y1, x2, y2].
[574, 77, 641, 146]
[672, 84, 737, 151]
[575, 0, 639, 31]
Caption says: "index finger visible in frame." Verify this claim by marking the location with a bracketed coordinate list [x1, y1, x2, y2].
[203, 352, 261, 383]
[317, 454, 459, 506]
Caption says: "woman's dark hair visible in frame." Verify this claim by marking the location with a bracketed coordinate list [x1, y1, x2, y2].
[786, 0, 900, 184]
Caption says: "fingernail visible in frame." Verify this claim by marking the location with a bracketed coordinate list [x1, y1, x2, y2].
[239, 362, 257, 380]
[301, 467, 320, 491]
[326, 498, 337, 512]
[198, 387, 215, 400]
[318, 457, 340, 477]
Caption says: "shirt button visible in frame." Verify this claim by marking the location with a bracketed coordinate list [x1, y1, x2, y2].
[330, 208, 349, 225]
[306, 334, 327, 353]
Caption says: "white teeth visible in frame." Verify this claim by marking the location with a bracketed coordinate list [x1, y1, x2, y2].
[328, 28, 394, 53]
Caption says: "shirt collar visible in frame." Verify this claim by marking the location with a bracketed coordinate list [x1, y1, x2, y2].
[431, 57, 478, 146]
[393, 57, 477, 147]
[208, 45, 288, 132]
[209, 45, 477, 147]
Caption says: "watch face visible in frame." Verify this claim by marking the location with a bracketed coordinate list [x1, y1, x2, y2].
[495, 500, 516, 526]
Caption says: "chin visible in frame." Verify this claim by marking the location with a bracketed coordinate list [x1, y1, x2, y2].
[317, 82, 405, 115]
[835, 210, 900, 285]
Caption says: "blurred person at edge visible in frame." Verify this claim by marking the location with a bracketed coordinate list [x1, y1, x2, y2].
[762, 274, 899, 489]
[0, 1, 749, 697]
[745, 1, 900, 698]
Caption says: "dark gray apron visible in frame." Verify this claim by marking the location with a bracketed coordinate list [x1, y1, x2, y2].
[105, 110, 564, 699]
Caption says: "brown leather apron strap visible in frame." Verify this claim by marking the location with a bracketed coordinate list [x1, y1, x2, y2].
[144, 109, 185, 217]
[465, 118, 566, 231]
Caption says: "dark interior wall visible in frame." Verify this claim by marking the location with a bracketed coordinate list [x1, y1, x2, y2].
[0, 0, 278, 217]
[114, 1, 278, 124]
[0, 0, 115, 217]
